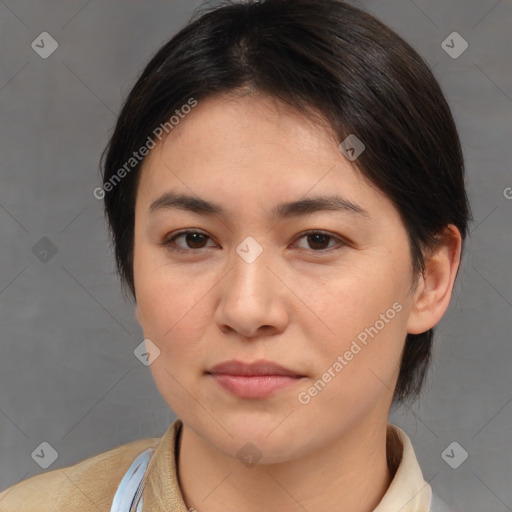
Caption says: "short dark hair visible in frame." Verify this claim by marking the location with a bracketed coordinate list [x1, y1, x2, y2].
[100, 0, 471, 405]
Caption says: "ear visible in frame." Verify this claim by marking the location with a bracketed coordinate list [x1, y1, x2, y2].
[407, 225, 462, 335]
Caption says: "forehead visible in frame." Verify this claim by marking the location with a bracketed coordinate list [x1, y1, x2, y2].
[148, 93, 341, 167]
[135, 93, 391, 222]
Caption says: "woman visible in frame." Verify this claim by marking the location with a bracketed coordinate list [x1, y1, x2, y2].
[0, 0, 470, 510]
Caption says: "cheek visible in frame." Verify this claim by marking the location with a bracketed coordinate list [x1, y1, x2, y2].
[134, 239, 211, 334]
[297, 255, 411, 392]
[133, 254, 233, 400]
[136, 275, 212, 355]
[295, 259, 408, 338]
[135, 267, 215, 412]
[294, 290, 406, 425]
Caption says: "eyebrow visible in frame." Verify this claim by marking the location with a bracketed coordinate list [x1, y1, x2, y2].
[148, 191, 370, 220]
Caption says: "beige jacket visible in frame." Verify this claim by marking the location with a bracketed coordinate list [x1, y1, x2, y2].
[0, 419, 451, 511]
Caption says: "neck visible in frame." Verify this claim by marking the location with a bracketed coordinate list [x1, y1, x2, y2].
[177, 418, 394, 512]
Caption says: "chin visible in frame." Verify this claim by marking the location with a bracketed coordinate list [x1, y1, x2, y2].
[185, 411, 312, 464]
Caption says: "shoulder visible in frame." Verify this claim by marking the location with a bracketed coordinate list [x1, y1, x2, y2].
[0, 436, 160, 512]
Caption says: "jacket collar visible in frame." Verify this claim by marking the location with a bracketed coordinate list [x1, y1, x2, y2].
[374, 424, 432, 511]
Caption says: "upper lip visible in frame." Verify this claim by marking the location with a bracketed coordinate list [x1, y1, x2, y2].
[207, 359, 304, 377]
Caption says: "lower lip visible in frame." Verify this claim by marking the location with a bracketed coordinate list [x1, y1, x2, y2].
[209, 374, 302, 398]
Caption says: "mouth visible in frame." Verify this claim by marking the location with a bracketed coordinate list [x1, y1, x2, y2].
[206, 359, 306, 399]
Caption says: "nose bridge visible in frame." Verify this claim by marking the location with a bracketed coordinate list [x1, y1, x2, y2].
[230, 235, 272, 301]
[215, 235, 287, 337]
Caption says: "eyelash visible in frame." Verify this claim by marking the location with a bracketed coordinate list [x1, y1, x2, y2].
[160, 229, 347, 254]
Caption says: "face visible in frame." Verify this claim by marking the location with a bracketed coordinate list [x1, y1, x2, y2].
[133, 93, 418, 463]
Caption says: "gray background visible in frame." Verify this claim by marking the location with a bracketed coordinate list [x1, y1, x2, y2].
[0, 0, 511, 510]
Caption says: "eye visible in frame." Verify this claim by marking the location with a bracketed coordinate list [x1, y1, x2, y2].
[161, 230, 216, 252]
[293, 230, 345, 252]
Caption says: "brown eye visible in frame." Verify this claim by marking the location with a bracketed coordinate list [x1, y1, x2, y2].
[306, 233, 331, 250]
[163, 230, 215, 252]
[294, 231, 344, 251]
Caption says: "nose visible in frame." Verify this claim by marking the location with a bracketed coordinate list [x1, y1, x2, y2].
[214, 243, 289, 339]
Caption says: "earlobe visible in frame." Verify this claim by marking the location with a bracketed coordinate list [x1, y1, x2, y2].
[406, 225, 462, 335]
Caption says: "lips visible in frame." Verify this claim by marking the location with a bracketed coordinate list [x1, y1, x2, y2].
[206, 360, 305, 399]
[207, 359, 304, 377]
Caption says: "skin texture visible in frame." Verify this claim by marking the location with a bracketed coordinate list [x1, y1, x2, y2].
[133, 92, 462, 512]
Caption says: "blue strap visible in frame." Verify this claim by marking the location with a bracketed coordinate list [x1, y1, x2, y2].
[110, 447, 154, 512]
